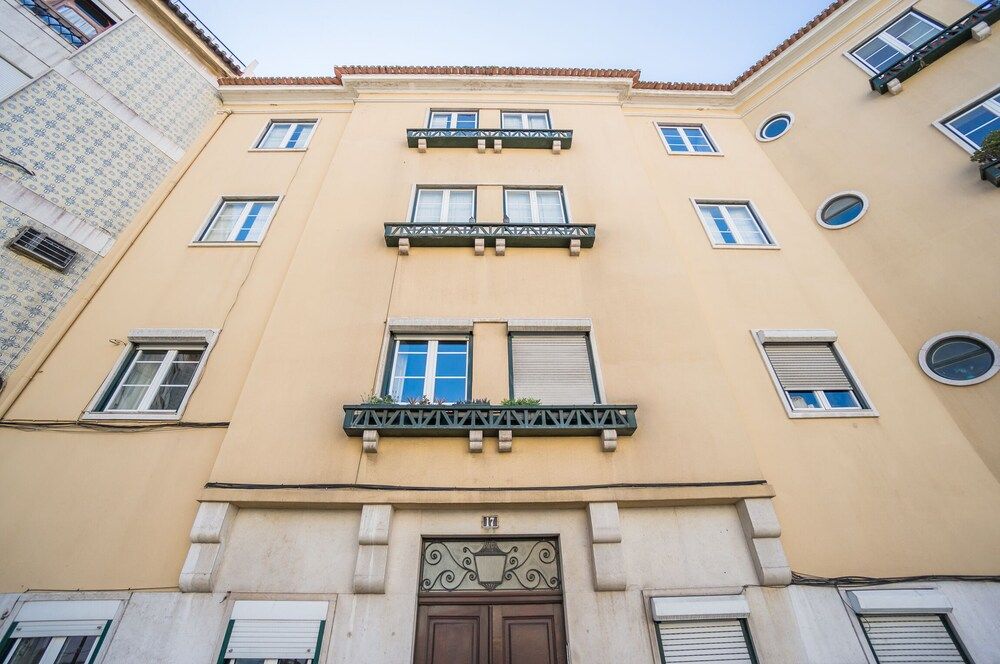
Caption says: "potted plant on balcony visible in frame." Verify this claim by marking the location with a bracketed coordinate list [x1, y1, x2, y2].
[971, 129, 1000, 187]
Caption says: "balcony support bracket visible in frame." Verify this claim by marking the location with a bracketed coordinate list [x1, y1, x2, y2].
[601, 429, 618, 452]
[397, 238, 410, 255]
[363, 429, 380, 454]
[498, 429, 513, 453]
[469, 430, 484, 453]
[474, 238, 485, 255]
[552, 140, 562, 155]
[972, 20, 992, 40]
[569, 239, 581, 256]
[495, 238, 506, 256]
[477, 139, 486, 153]
[417, 138, 427, 153]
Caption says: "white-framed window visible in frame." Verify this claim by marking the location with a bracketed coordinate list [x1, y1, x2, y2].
[658, 124, 719, 154]
[411, 188, 476, 224]
[49, 0, 116, 39]
[509, 332, 599, 404]
[756, 113, 794, 142]
[501, 112, 551, 129]
[753, 329, 877, 418]
[0, 600, 119, 664]
[195, 198, 278, 244]
[428, 111, 478, 129]
[815, 191, 869, 229]
[693, 201, 775, 247]
[219, 600, 328, 664]
[85, 329, 217, 419]
[255, 121, 316, 149]
[918, 331, 999, 386]
[504, 188, 567, 224]
[650, 595, 758, 664]
[386, 337, 470, 403]
[849, 10, 942, 74]
[941, 90, 1000, 151]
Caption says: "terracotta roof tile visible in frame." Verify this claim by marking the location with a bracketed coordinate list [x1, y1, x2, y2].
[217, 0, 850, 91]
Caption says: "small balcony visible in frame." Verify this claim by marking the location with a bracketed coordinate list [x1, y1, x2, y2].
[342, 403, 638, 453]
[870, 0, 1000, 95]
[981, 159, 1000, 187]
[406, 128, 573, 152]
[384, 222, 596, 256]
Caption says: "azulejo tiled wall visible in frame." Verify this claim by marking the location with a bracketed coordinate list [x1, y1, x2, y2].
[0, 71, 173, 237]
[72, 18, 220, 149]
[0, 203, 98, 374]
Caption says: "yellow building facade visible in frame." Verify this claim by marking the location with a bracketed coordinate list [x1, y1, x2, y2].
[0, 0, 998, 662]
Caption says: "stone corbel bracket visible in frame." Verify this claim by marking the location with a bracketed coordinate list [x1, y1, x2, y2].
[736, 498, 791, 586]
[179, 502, 237, 592]
[588, 502, 626, 591]
[354, 504, 393, 593]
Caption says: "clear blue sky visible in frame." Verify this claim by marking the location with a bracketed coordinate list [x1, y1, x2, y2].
[185, 0, 836, 82]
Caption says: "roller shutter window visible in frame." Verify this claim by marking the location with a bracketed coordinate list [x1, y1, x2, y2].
[221, 619, 325, 663]
[657, 619, 757, 664]
[0, 57, 30, 101]
[510, 333, 598, 404]
[859, 615, 969, 663]
[763, 342, 864, 411]
[1, 620, 107, 664]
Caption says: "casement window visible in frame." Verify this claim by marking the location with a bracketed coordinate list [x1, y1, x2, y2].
[846, 589, 970, 663]
[0, 600, 119, 664]
[218, 601, 328, 664]
[510, 333, 599, 404]
[256, 121, 316, 149]
[8, 227, 78, 271]
[650, 595, 758, 664]
[429, 111, 477, 129]
[411, 188, 476, 223]
[49, 0, 115, 39]
[504, 189, 567, 224]
[386, 337, 470, 403]
[196, 198, 278, 244]
[942, 90, 1000, 151]
[501, 112, 551, 129]
[87, 329, 217, 419]
[694, 202, 774, 247]
[850, 11, 942, 74]
[658, 124, 719, 154]
[754, 330, 876, 418]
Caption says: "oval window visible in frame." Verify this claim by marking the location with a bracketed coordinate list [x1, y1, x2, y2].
[758, 114, 792, 141]
[920, 333, 999, 385]
[817, 193, 867, 228]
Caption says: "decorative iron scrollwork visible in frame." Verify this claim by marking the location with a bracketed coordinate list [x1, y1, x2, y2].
[420, 537, 561, 592]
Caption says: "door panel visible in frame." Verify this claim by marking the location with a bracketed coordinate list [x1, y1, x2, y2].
[414, 604, 489, 664]
[491, 603, 566, 664]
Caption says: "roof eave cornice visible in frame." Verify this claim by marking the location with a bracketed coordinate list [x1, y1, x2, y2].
[339, 73, 635, 98]
[219, 85, 356, 104]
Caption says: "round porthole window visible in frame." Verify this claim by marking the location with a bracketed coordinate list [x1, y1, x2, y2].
[758, 113, 793, 142]
[919, 332, 999, 385]
[816, 192, 868, 229]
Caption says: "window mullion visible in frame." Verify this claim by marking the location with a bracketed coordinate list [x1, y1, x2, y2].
[720, 207, 741, 243]
[107, 351, 142, 409]
[227, 203, 252, 242]
[881, 32, 912, 55]
[681, 130, 694, 151]
[816, 391, 832, 410]
[984, 99, 1000, 115]
[529, 191, 540, 224]
[281, 124, 296, 148]
[38, 637, 66, 664]
[138, 350, 176, 411]
[440, 190, 450, 223]
[425, 340, 439, 400]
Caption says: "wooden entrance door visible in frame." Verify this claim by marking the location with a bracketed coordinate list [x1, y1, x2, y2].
[414, 601, 566, 664]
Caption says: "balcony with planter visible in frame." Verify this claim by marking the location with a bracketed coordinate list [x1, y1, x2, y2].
[342, 403, 638, 453]
[406, 128, 573, 153]
[870, 0, 999, 95]
[384, 221, 596, 256]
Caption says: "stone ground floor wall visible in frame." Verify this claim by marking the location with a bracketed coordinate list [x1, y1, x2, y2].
[1, 505, 998, 663]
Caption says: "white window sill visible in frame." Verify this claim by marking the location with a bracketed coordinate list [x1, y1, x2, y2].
[709, 243, 781, 250]
[248, 148, 308, 153]
[80, 411, 184, 421]
[785, 409, 879, 419]
[188, 241, 263, 248]
[665, 151, 725, 157]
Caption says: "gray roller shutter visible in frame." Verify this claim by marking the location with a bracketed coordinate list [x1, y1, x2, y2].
[224, 619, 324, 661]
[0, 58, 30, 101]
[860, 615, 967, 663]
[658, 619, 755, 663]
[12, 620, 107, 638]
[510, 333, 597, 404]
[763, 343, 853, 390]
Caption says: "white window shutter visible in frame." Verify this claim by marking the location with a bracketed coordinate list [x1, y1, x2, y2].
[510, 334, 597, 404]
[860, 615, 966, 663]
[12, 620, 107, 638]
[763, 343, 853, 390]
[0, 58, 29, 100]
[225, 619, 323, 660]
[658, 619, 754, 663]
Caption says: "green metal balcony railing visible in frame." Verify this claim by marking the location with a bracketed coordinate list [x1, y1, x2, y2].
[342, 404, 637, 437]
[406, 128, 573, 149]
[384, 222, 596, 249]
[870, 0, 1000, 94]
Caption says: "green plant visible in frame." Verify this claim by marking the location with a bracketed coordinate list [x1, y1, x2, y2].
[406, 395, 432, 405]
[501, 397, 541, 406]
[362, 392, 395, 405]
[455, 398, 492, 406]
[970, 130, 1000, 164]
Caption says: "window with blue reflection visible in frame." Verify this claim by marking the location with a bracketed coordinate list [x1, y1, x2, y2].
[389, 339, 469, 403]
[819, 194, 866, 228]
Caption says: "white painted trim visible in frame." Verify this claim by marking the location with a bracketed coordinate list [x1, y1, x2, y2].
[506, 319, 592, 333]
[846, 588, 952, 615]
[248, 118, 319, 151]
[815, 190, 869, 229]
[387, 318, 474, 334]
[655, 121, 723, 156]
[751, 329, 879, 419]
[81, 327, 220, 420]
[190, 195, 283, 246]
[918, 331, 1000, 386]
[841, 9, 944, 76]
[14, 600, 121, 622]
[231, 600, 329, 621]
[426, 109, 479, 129]
[688, 198, 780, 249]
[0, 175, 114, 254]
[499, 110, 552, 129]
[502, 186, 570, 224]
[651, 594, 750, 622]
[932, 86, 1000, 155]
[756, 112, 795, 142]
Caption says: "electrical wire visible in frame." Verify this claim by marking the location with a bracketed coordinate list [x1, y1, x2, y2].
[792, 572, 1000, 586]
[0, 420, 228, 432]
